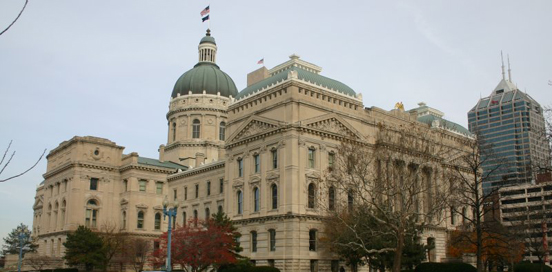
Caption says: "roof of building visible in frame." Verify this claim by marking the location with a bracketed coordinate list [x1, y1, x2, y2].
[469, 79, 540, 112]
[237, 65, 356, 99]
[200, 35, 216, 45]
[409, 102, 471, 136]
[137, 157, 188, 170]
[172, 62, 238, 98]
[171, 31, 237, 98]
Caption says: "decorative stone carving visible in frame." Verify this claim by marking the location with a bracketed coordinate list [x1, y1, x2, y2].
[298, 138, 306, 146]
[235, 121, 277, 140]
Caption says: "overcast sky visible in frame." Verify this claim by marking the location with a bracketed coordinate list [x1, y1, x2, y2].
[0, 0, 550, 248]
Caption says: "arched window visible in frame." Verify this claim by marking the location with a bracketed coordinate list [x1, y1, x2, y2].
[85, 200, 98, 228]
[137, 211, 144, 229]
[253, 187, 260, 212]
[347, 190, 354, 212]
[328, 186, 335, 211]
[450, 206, 456, 225]
[60, 200, 66, 229]
[251, 231, 258, 252]
[122, 211, 127, 229]
[192, 119, 201, 138]
[53, 202, 59, 230]
[219, 122, 226, 141]
[154, 213, 161, 230]
[271, 184, 278, 210]
[427, 237, 436, 262]
[205, 208, 210, 219]
[237, 190, 243, 214]
[309, 229, 317, 251]
[172, 122, 177, 142]
[308, 183, 316, 209]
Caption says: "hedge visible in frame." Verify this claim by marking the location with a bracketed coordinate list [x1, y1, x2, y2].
[219, 266, 280, 272]
[414, 262, 476, 272]
[514, 262, 552, 272]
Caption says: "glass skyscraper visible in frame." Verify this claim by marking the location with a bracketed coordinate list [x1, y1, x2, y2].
[468, 70, 550, 195]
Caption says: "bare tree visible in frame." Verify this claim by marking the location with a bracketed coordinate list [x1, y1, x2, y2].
[97, 222, 128, 272]
[24, 255, 58, 271]
[121, 237, 152, 272]
[0, 141, 46, 182]
[323, 123, 461, 272]
[448, 132, 516, 272]
[0, 0, 29, 36]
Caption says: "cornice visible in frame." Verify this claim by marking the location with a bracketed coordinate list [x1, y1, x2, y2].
[167, 107, 227, 119]
[168, 161, 225, 181]
[119, 164, 176, 174]
[43, 162, 117, 179]
[232, 213, 324, 225]
[164, 141, 224, 152]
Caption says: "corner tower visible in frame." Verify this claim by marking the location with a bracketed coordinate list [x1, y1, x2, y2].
[160, 30, 238, 167]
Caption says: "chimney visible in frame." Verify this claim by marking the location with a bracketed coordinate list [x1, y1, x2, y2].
[247, 67, 269, 87]
[195, 152, 205, 167]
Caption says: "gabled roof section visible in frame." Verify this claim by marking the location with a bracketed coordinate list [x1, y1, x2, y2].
[226, 116, 281, 143]
[302, 113, 364, 140]
[137, 157, 188, 170]
[491, 79, 518, 95]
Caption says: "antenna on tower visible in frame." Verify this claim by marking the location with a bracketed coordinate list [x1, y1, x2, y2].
[501, 51, 505, 80]
[507, 54, 512, 82]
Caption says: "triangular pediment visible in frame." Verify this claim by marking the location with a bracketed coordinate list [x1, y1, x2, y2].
[302, 113, 363, 140]
[33, 199, 43, 209]
[227, 116, 281, 143]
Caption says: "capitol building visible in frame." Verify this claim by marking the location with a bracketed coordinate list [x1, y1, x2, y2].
[30, 30, 474, 272]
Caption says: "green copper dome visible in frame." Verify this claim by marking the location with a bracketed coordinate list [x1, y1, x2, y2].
[200, 35, 216, 45]
[171, 30, 238, 98]
[171, 62, 238, 98]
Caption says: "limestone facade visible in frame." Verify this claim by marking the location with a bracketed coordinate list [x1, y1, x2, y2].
[30, 31, 476, 272]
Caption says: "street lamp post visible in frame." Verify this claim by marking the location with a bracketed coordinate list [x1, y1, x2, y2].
[17, 232, 27, 272]
[163, 196, 178, 272]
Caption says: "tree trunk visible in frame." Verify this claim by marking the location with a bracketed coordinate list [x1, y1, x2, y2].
[392, 233, 404, 272]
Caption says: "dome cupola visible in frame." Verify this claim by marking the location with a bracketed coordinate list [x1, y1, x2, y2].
[171, 29, 238, 98]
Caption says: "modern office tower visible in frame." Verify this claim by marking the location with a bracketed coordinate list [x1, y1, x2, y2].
[468, 58, 551, 195]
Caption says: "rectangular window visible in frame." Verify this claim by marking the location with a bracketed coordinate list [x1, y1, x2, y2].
[85, 209, 97, 228]
[310, 260, 318, 272]
[328, 152, 335, 170]
[238, 159, 243, 177]
[123, 180, 128, 192]
[269, 229, 276, 251]
[220, 178, 224, 194]
[309, 230, 317, 251]
[156, 182, 163, 195]
[90, 178, 98, 191]
[139, 180, 147, 192]
[207, 181, 211, 196]
[271, 149, 278, 169]
[195, 184, 199, 198]
[251, 231, 257, 252]
[184, 187, 188, 200]
[254, 154, 260, 173]
[173, 189, 178, 201]
[308, 148, 315, 168]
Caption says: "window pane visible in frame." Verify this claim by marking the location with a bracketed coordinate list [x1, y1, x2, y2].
[90, 178, 98, 190]
[156, 183, 163, 195]
[272, 185, 278, 209]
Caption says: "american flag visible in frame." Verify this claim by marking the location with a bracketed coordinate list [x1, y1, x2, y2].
[257, 58, 264, 65]
[200, 6, 210, 16]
